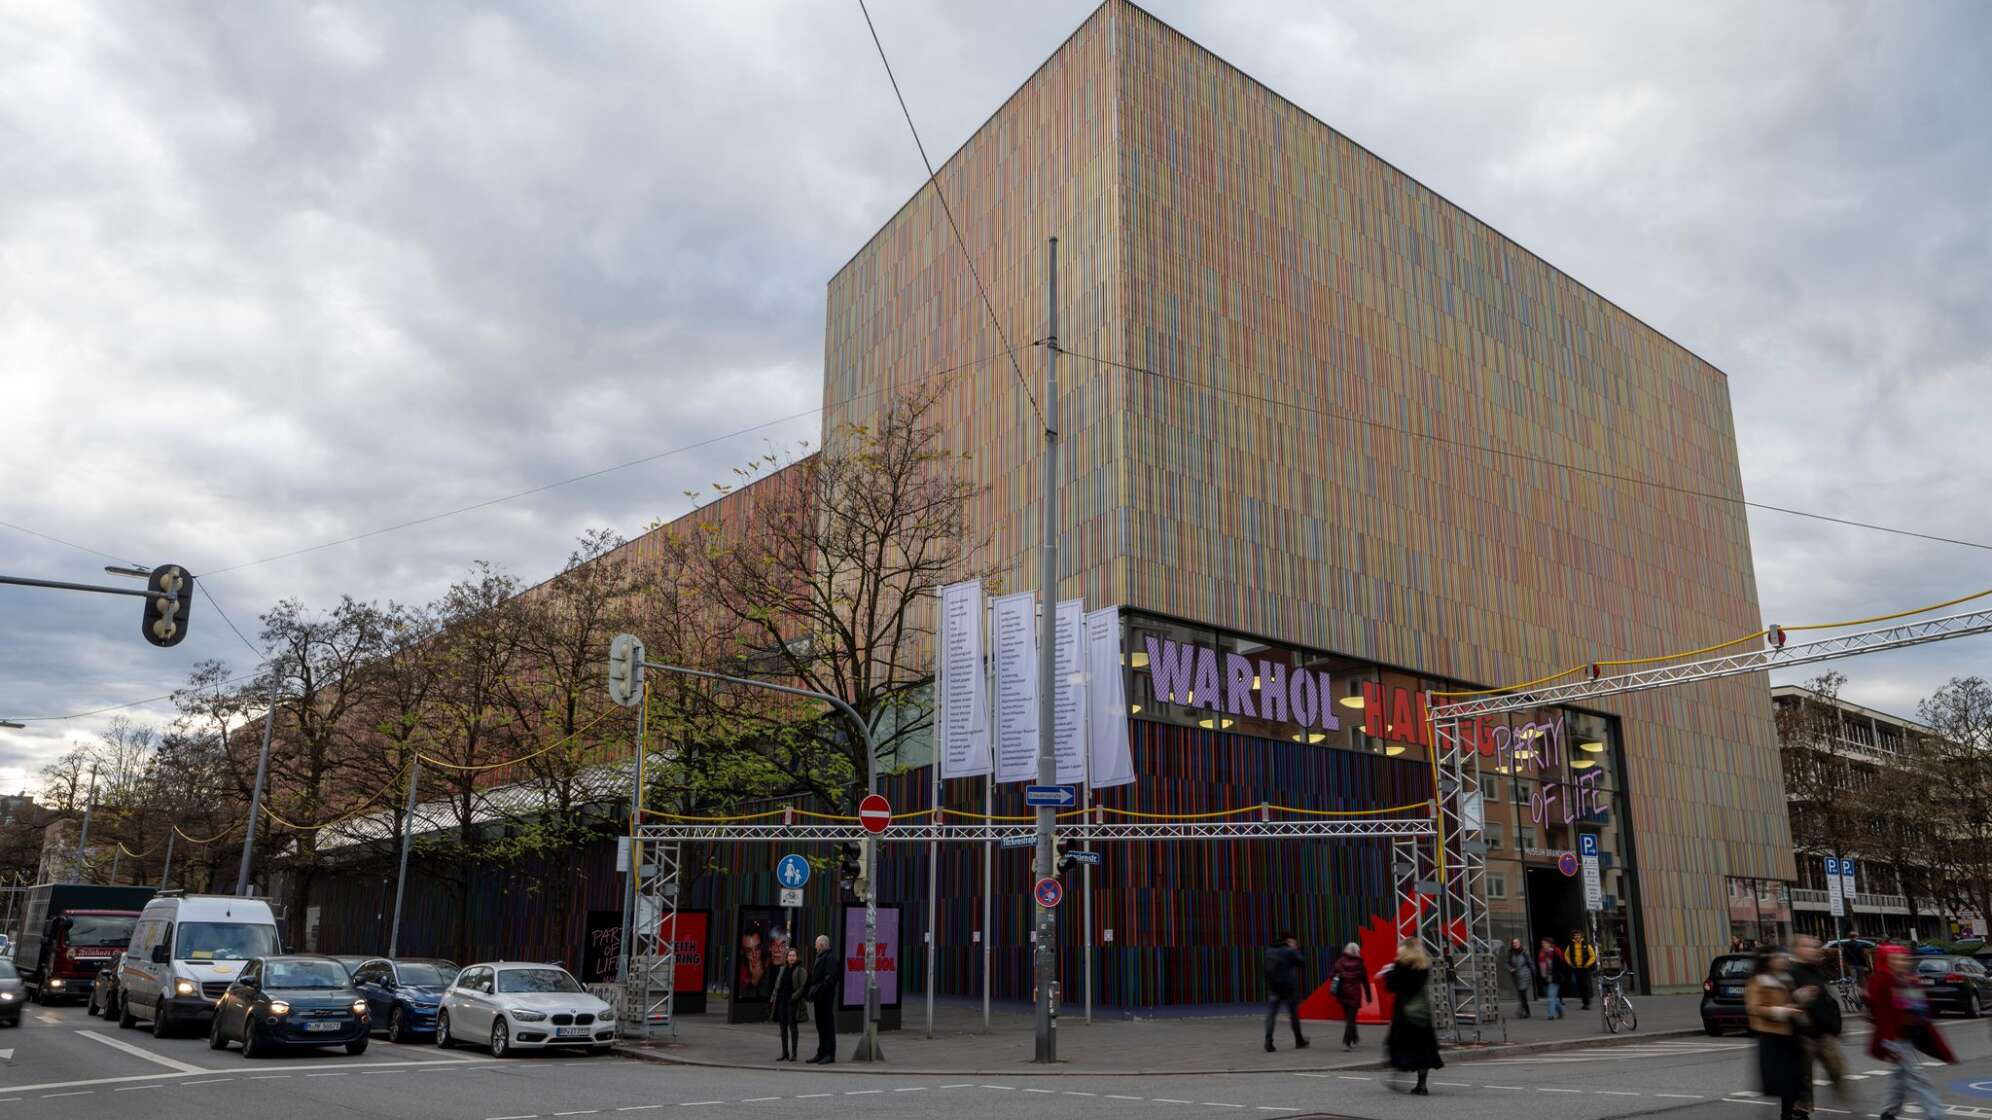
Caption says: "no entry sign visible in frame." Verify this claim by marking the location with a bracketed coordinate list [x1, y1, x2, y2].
[859, 793, 891, 834]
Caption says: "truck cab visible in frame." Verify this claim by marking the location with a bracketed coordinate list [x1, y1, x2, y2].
[16, 884, 154, 1005]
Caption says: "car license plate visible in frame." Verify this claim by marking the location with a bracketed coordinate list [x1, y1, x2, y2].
[1720, 986, 1741, 996]
[305, 1020, 344, 1032]
[556, 1026, 590, 1038]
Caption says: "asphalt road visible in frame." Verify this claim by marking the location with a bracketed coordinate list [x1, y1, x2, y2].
[5, 1002, 1992, 1119]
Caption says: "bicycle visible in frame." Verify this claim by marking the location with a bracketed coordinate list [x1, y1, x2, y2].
[1833, 975, 1866, 1014]
[1600, 968, 1637, 1034]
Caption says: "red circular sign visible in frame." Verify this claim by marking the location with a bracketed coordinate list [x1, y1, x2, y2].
[858, 793, 891, 834]
[1557, 851, 1580, 877]
[1034, 877, 1064, 909]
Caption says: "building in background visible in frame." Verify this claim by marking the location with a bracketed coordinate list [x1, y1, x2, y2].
[818, 0, 1785, 992]
[1773, 685, 1981, 942]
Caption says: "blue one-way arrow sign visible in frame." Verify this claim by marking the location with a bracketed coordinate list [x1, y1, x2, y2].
[1024, 784, 1077, 808]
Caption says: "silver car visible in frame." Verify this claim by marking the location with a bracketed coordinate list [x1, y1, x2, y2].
[0, 959, 23, 1027]
[435, 962, 614, 1057]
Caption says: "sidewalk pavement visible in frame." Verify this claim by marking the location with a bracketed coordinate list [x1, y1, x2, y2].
[617, 991, 1710, 1076]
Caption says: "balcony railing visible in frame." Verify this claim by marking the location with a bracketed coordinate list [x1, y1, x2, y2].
[1791, 888, 1913, 912]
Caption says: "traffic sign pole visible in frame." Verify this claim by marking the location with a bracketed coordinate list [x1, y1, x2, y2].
[1032, 236, 1060, 1064]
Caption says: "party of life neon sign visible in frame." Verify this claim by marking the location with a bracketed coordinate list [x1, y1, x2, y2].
[1494, 715, 1607, 828]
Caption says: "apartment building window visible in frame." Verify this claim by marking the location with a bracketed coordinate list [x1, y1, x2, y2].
[1488, 873, 1508, 900]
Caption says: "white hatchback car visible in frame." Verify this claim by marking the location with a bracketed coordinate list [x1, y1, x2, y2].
[436, 962, 615, 1057]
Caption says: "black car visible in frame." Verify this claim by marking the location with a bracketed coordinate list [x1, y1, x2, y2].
[1700, 953, 1755, 1035]
[208, 955, 371, 1057]
[1910, 954, 1991, 1018]
[88, 952, 125, 1018]
[350, 958, 459, 1043]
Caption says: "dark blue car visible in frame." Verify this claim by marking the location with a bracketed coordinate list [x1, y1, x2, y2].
[351, 958, 460, 1043]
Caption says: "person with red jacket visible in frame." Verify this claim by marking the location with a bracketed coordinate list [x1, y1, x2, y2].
[1330, 942, 1373, 1051]
[1866, 944, 1955, 1120]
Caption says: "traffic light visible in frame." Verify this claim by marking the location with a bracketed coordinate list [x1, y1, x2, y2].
[1056, 835, 1078, 876]
[837, 841, 862, 895]
[855, 837, 873, 902]
[607, 633, 645, 707]
[140, 565, 192, 648]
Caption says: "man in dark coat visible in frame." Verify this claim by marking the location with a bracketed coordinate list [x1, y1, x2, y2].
[1263, 933, 1308, 1052]
[805, 934, 839, 1063]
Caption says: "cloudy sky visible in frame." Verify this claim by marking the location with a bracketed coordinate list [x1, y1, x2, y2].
[3, 0, 1988, 790]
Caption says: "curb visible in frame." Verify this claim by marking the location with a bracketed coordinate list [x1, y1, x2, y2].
[611, 1024, 1709, 1077]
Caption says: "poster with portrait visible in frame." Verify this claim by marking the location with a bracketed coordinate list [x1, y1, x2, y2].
[726, 905, 800, 1023]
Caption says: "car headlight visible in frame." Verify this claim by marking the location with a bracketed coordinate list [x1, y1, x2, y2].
[0, 992, 15, 1001]
[507, 1009, 548, 1022]
[48, 978, 65, 989]
[268, 1000, 291, 1016]
[174, 978, 198, 996]
[352, 999, 369, 1016]
[598, 1009, 616, 1023]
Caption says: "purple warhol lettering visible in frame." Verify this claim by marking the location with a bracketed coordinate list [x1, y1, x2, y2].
[1288, 667, 1318, 727]
[1191, 645, 1220, 711]
[1146, 636, 1195, 704]
[1225, 653, 1257, 718]
[1258, 661, 1288, 722]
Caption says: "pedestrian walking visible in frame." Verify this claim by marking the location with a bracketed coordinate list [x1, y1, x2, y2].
[1789, 935, 1845, 1110]
[805, 934, 838, 1064]
[1744, 948, 1809, 1120]
[1866, 944, 1955, 1120]
[1506, 937, 1535, 1019]
[1330, 941, 1372, 1050]
[1840, 936, 1869, 989]
[769, 946, 806, 1062]
[1537, 936, 1566, 1019]
[1381, 940, 1442, 1094]
[1262, 932, 1308, 1052]
[1565, 927, 1599, 1010]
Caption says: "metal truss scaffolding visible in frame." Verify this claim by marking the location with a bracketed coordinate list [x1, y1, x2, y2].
[1424, 605, 1992, 1044]
[622, 811, 1436, 1038]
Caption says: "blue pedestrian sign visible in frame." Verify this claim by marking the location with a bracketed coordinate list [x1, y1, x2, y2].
[777, 853, 811, 889]
[1024, 784, 1077, 808]
[1578, 834, 1599, 858]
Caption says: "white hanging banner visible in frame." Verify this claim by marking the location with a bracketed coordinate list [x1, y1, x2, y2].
[991, 591, 1039, 784]
[937, 579, 991, 779]
[1084, 606, 1135, 789]
[1052, 598, 1087, 786]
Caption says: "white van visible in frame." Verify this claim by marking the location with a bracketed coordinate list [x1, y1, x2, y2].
[119, 893, 281, 1037]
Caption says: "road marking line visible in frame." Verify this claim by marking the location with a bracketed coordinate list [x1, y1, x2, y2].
[115, 1085, 162, 1092]
[486, 1115, 538, 1119]
[939, 1084, 976, 1089]
[738, 1099, 780, 1104]
[892, 1087, 927, 1093]
[555, 1110, 602, 1115]
[794, 1093, 832, 1099]
[1202, 1103, 1245, 1109]
[1538, 1088, 1582, 1093]
[844, 1089, 883, 1095]
[1155, 1098, 1193, 1105]
[1655, 1093, 1705, 1099]
[1256, 1109, 1299, 1114]
[617, 1107, 665, 1112]
[677, 1103, 722, 1108]
[1107, 1094, 1145, 1101]
[73, 1028, 213, 1074]
[43, 1092, 94, 1099]
[1597, 1090, 1642, 1096]
[308, 1072, 350, 1077]
[1336, 1075, 1371, 1081]
[182, 1079, 234, 1086]
[1725, 1100, 1776, 1108]
[980, 1085, 1014, 1091]
[1024, 1087, 1055, 1094]
[1485, 1085, 1526, 1090]
[1064, 1091, 1097, 1096]
[1432, 1081, 1471, 1087]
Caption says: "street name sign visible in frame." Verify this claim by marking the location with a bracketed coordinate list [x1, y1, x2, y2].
[1024, 784, 1077, 808]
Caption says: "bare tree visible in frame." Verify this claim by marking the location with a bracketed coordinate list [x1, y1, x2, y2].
[667, 384, 987, 810]
[1917, 676, 1992, 932]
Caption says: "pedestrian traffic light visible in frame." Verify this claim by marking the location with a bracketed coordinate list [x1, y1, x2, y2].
[607, 633, 645, 707]
[837, 841, 862, 893]
[854, 837, 873, 902]
[140, 565, 192, 647]
[1055, 835, 1079, 875]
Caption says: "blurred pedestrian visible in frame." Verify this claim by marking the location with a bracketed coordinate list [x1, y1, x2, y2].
[1330, 941, 1372, 1050]
[1537, 937, 1566, 1020]
[805, 934, 838, 1064]
[1506, 938, 1535, 1019]
[1382, 940, 1442, 1095]
[1565, 927, 1598, 1010]
[1867, 944, 1954, 1120]
[1789, 935, 1845, 1109]
[1745, 948, 1808, 1120]
[1262, 932, 1308, 1052]
[769, 945, 806, 1062]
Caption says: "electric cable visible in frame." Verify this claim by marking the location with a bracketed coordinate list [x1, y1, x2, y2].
[854, 0, 1047, 433]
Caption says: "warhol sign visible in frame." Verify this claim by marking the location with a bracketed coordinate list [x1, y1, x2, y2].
[1142, 637, 1343, 731]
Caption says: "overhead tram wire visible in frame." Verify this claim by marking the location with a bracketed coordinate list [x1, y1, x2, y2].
[1052, 343, 1992, 555]
[854, 0, 1047, 434]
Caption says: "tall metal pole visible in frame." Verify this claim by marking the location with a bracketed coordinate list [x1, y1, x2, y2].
[237, 674, 281, 896]
[983, 604, 994, 1034]
[74, 766, 98, 881]
[619, 686, 648, 1020]
[1032, 236, 1060, 1063]
[925, 716, 940, 1039]
[388, 758, 422, 957]
[159, 831, 176, 890]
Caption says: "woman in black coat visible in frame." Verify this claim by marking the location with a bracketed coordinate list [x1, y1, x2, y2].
[1383, 939, 1444, 1095]
[768, 946, 807, 1062]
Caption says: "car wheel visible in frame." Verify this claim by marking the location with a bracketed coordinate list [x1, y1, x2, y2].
[388, 1006, 407, 1044]
[241, 1020, 264, 1059]
[1967, 991, 1982, 1019]
[346, 1037, 369, 1056]
[436, 1010, 456, 1049]
[209, 1015, 230, 1051]
[491, 1020, 512, 1058]
[1703, 1019, 1721, 1037]
[152, 1005, 174, 1039]
[117, 994, 138, 1030]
